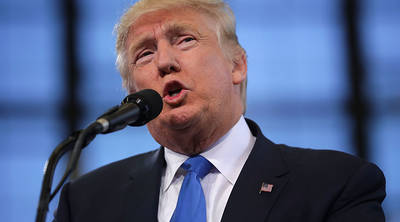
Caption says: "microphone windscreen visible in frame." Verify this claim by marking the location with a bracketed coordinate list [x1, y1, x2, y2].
[122, 89, 163, 126]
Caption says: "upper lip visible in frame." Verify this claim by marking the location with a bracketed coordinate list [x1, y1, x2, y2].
[162, 80, 188, 97]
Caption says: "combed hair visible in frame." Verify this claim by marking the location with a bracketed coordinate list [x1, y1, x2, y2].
[115, 0, 247, 109]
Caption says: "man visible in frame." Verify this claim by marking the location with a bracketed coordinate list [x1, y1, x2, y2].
[55, 0, 386, 221]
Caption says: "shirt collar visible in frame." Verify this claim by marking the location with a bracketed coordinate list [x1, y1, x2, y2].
[201, 116, 255, 185]
[162, 116, 255, 192]
[162, 147, 188, 193]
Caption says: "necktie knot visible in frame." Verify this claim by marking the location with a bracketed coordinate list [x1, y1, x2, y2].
[182, 155, 212, 179]
[170, 155, 211, 222]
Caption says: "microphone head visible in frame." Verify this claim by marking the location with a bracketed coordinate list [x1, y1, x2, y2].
[121, 89, 163, 126]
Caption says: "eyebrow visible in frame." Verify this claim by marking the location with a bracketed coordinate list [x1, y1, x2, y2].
[128, 23, 201, 55]
[164, 23, 200, 39]
[128, 35, 154, 58]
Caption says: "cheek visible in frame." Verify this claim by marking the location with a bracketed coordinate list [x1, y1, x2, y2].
[198, 55, 232, 87]
[130, 67, 158, 90]
[132, 75, 146, 89]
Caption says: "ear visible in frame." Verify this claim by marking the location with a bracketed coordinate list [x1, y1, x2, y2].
[127, 82, 138, 94]
[231, 51, 247, 85]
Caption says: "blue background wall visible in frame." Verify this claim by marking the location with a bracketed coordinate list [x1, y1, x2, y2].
[0, 0, 399, 221]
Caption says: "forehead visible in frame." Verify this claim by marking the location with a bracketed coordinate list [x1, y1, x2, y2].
[127, 7, 217, 41]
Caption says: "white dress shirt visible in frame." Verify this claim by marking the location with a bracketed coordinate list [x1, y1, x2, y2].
[157, 116, 256, 222]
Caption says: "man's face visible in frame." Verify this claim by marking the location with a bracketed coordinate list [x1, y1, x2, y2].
[125, 7, 245, 151]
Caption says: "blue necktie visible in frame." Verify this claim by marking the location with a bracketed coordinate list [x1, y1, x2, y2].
[170, 155, 212, 222]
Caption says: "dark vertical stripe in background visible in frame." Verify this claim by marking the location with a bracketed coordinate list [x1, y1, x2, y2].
[1, 1, 398, 221]
[61, 0, 82, 178]
[343, 0, 370, 160]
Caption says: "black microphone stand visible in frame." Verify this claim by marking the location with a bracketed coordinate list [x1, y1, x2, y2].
[35, 106, 119, 222]
[35, 125, 100, 222]
[34, 89, 162, 221]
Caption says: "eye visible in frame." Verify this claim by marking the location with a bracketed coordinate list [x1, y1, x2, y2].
[182, 37, 195, 43]
[138, 50, 153, 59]
[135, 50, 154, 64]
[177, 36, 197, 49]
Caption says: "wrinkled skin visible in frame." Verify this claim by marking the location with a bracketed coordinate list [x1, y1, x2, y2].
[126, 7, 247, 155]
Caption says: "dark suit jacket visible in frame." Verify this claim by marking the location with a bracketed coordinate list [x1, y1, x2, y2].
[55, 119, 386, 222]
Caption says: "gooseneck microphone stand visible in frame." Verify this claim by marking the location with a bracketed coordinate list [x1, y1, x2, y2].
[35, 89, 163, 222]
[35, 104, 120, 222]
[35, 123, 101, 222]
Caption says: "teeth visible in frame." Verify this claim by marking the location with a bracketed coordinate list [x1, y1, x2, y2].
[168, 88, 181, 97]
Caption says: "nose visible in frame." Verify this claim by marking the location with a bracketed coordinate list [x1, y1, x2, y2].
[155, 41, 181, 77]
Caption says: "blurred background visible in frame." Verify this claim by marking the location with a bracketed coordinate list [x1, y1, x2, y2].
[0, 0, 399, 221]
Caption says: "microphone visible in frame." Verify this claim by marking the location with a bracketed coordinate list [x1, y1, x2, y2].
[35, 89, 162, 222]
[96, 89, 163, 134]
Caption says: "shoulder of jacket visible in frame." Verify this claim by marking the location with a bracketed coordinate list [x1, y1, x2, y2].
[70, 147, 162, 186]
[275, 144, 367, 175]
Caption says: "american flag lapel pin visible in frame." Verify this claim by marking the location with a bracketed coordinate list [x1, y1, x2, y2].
[259, 182, 274, 194]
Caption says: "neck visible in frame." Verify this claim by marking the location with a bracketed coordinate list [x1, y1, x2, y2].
[158, 113, 242, 156]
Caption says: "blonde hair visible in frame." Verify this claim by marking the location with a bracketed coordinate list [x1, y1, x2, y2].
[115, 0, 247, 108]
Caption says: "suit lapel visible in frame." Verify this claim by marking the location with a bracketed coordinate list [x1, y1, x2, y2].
[221, 119, 290, 222]
[120, 148, 165, 222]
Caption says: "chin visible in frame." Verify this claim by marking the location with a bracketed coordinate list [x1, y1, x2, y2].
[161, 105, 201, 131]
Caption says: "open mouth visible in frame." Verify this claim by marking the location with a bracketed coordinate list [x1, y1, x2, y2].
[168, 88, 182, 97]
[163, 81, 185, 98]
